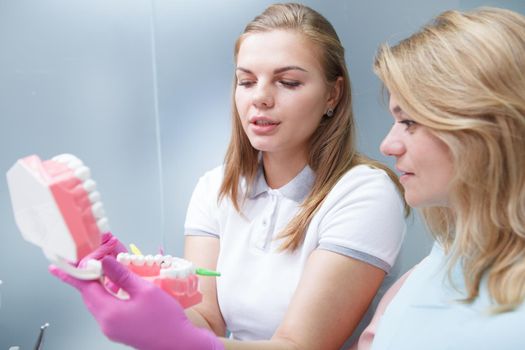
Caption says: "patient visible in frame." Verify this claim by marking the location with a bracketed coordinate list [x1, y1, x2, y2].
[356, 6, 525, 349]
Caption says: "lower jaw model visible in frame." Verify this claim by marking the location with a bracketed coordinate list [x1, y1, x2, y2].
[117, 252, 202, 308]
[6, 154, 202, 308]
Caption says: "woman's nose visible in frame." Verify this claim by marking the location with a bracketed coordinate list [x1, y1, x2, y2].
[380, 128, 405, 157]
[252, 83, 274, 109]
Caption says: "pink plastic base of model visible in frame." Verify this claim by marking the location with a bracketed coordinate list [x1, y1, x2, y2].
[152, 275, 202, 309]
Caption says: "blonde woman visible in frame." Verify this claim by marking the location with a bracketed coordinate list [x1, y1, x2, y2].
[51, 3, 406, 350]
[356, 7, 525, 349]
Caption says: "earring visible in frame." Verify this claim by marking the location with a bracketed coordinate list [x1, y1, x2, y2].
[325, 108, 334, 117]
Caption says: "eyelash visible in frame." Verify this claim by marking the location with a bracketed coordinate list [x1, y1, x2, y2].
[236, 80, 302, 89]
[399, 119, 417, 130]
[279, 80, 301, 88]
[237, 80, 254, 87]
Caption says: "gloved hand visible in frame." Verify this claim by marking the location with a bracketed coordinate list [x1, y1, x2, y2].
[78, 232, 128, 291]
[78, 232, 128, 266]
[50, 256, 224, 350]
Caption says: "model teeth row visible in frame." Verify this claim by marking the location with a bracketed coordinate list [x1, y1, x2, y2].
[116, 253, 195, 278]
[52, 153, 110, 233]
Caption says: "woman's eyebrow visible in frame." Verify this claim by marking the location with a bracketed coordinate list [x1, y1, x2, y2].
[392, 105, 402, 115]
[235, 67, 252, 74]
[235, 66, 308, 74]
[274, 65, 308, 74]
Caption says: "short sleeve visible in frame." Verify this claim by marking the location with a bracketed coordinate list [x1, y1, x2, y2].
[184, 166, 224, 238]
[317, 165, 406, 272]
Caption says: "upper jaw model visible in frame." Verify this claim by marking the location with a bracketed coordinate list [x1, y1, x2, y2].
[6, 154, 108, 279]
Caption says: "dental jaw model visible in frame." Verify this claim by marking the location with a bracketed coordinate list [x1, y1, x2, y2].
[6, 154, 206, 308]
[117, 253, 202, 308]
[6, 154, 106, 279]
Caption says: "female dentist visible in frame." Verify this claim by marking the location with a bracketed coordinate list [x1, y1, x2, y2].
[51, 3, 406, 350]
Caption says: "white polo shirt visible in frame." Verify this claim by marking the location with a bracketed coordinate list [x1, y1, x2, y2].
[185, 164, 406, 341]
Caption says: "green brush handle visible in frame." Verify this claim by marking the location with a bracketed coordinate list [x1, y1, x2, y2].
[195, 268, 221, 277]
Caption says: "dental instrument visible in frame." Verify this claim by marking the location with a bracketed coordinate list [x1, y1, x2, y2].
[34, 322, 49, 350]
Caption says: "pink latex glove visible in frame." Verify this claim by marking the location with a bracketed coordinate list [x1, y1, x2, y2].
[79, 232, 128, 265]
[77, 232, 128, 292]
[50, 256, 223, 350]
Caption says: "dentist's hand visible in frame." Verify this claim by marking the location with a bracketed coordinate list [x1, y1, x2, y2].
[77, 232, 128, 289]
[50, 256, 224, 350]
[79, 232, 127, 265]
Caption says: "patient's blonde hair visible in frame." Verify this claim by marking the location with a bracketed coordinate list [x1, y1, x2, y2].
[374, 7, 525, 312]
[220, 3, 406, 251]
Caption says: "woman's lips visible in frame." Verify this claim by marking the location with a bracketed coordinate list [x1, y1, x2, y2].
[249, 117, 280, 135]
[399, 171, 415, 184]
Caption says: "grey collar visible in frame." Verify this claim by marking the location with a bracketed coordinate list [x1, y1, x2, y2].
[248, 164, 315, 203]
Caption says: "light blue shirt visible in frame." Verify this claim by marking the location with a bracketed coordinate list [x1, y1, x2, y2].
[371, 243, 525, 350]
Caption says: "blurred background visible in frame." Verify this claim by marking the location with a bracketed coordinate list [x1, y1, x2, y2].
[1, 0, 523, 348]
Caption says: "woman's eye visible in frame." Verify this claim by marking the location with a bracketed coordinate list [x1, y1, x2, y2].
[237, 80, 255, 87]
[399, 119, 417, 130]
[279, 80, 302, 88]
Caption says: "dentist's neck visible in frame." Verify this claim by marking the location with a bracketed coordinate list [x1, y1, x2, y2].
[262, 150, 308, 189]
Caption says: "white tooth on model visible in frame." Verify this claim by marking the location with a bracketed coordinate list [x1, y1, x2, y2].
[97, 217, 110, 233]
[52, 154, 77, 163]
[172, 257, 188, 268]
[91, 202, 106, 219]
[145, 255, 155, 266]
[159, 268, 178, 278]
[88, 191, 101, 203]
[83, 179, 97, 192]
[161, 255, 173, 268]
[160, 266, 190, 279]
[160, 258, 195, 278]
[117, 253, 130, 265]
[133, 256, 145, 266]
[67, 158, 84, 169]
[154, 254, 164, 266]
[74, 166, 91, 181]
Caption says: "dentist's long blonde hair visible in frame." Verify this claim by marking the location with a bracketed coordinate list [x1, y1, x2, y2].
[219, 3, 406, 251]
[374, 7, 525, 312]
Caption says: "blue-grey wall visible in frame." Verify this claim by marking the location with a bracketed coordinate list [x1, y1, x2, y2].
[1, 1, 523, 349]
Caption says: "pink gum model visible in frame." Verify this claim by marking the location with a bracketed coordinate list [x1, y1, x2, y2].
[117, 253, 203, 309]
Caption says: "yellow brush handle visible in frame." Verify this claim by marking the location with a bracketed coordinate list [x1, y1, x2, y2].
[129, 243, 143, 256]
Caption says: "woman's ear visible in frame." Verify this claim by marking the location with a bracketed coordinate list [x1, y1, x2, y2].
[327, 76, 343, 109]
